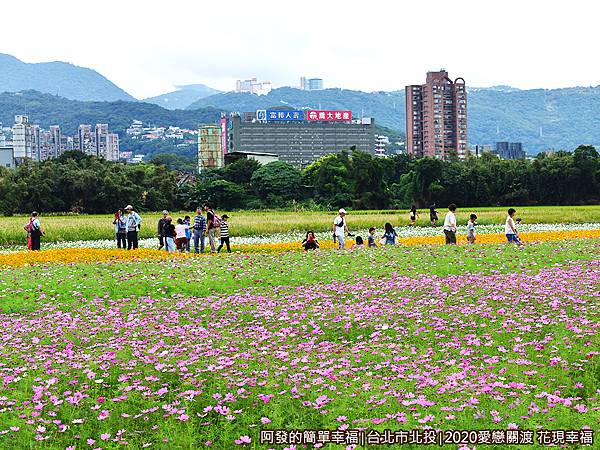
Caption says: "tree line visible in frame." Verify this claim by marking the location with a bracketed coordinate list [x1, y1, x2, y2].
[0, 146, 598, 215]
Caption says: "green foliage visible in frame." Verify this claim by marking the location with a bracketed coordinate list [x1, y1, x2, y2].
[251, 161, 302, 206]
[0, 152, 179, 214]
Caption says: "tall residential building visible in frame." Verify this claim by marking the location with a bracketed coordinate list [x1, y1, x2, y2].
[31, 124, 41, 160]
[95, 123, 108, 158]
[106, 133, 120, 161]
[12, 115, 33, 160]
[198, 125, 223, 173]
[50, 125, 62, 158]
[300, 76, 307, 90]
[75, 124, 96, 156]
[405, 70, 467, 159]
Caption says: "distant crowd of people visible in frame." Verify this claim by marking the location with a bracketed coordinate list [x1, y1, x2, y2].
[112, 204, 231, 253]
[302, 205, 524, 251]
[23, 204, 525, 252]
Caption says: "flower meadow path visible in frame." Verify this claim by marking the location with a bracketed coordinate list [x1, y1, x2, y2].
[0, 240, 599, 449]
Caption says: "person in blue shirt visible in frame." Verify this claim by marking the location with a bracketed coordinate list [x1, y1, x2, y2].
[125, 205, 142, 250]
[184, 215, 192, 252]
[193, 207, 207, 253]
[382, 222, 398, 245]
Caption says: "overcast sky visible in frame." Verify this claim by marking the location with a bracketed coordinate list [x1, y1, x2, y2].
[1, 0, 597, 99]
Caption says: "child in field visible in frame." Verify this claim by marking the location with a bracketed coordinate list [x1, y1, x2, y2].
[505, 208, 524, 247]
[367, 227, 377, 247]
[217, 215, 231, 253]
[301, 231, 320, 251]
[467, 214, 477, 244]
[352, 236, 365, 249]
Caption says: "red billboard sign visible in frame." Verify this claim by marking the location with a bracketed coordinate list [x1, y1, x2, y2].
[306, 110, 352, 121]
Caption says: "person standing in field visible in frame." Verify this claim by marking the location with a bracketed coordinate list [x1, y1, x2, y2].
[157, 210, 169, 250]
[381, 222, 398, 245]
[217, 214, 231, 253]
[205, 204, 218, 253]
[193, 207, 207, 253]
[163, 216, 176, 252]
[443, 203, 458, 245]
[409, 205, 419, 227]
[184, 215, 192, 252]
[24, 211, 44, 251]
[429, 203, 438, 226]
[125, 205, 142, 250]
[333, 208, 350, 250]
[505, 208, 524, 246]
[467, 213, 477, 244]
[175, 218, 189, 252]
[113, 209, 127, 249]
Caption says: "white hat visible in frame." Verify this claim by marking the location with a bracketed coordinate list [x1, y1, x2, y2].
[162, 210, 169, 214]
[339, 208, 347, 214]
[125, 205, 133, 210]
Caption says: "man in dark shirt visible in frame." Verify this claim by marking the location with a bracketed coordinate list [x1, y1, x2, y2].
[204, 204, 217, 253]
[157, 210, 169, 250]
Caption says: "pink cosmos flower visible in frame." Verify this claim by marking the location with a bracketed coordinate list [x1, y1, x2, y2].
[235, 435, 251, 445]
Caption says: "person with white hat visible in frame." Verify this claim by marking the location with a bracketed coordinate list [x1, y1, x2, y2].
[157, 210, 169, 250]
[124, 205, 142, 250]
[332, 208, 350, 250]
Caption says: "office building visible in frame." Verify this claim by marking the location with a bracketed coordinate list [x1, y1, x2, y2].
[405, 70, 467, 159]
[12, 115, 33, 161]
[495, 142, 525, 159]
[198, 125, 223, 173]
[226, 112, 375, 167]
[307, 78, 323, 90]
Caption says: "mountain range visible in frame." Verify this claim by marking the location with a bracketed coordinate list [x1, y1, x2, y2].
[143, 84, 221, 110]
[2, 53, 600, 153]
[0, 54, 135, 102]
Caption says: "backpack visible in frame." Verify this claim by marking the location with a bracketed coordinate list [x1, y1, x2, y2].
[212, 212, 222, 228]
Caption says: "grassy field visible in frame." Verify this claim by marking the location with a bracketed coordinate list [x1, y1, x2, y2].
[0, 239, 599, 449]
[1, 205, 600, 245]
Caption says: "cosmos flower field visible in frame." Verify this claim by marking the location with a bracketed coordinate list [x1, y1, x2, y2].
[0, 239, 599, 449]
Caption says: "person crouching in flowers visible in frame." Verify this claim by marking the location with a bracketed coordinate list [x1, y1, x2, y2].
[351, 236, 365, 249]
[302, 231, 320, 251]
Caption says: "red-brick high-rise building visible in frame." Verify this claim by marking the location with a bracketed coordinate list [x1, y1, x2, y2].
[405, 70, 467, 159]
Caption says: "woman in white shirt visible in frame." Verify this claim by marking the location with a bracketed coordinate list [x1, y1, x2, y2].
[443, 204, 458, 244]
[174, 218, 190, 252]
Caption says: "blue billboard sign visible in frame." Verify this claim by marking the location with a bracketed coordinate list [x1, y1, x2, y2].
[266, 110, 304, 121]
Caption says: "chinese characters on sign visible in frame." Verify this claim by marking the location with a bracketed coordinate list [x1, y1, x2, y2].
[266, 110, 304, 121]
[306, 110, 352, 121]
[259, 428, 594, 446]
